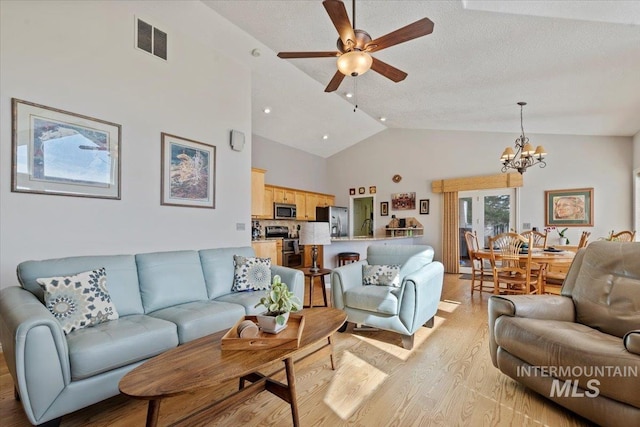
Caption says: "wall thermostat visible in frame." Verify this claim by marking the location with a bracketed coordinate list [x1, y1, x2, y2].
[230, 130, 245, 152]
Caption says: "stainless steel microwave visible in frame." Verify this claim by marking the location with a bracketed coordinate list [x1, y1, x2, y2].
[274, 203, 297, 219]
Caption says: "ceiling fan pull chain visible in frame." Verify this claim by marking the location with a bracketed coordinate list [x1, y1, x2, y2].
[353, 78, 358, 112]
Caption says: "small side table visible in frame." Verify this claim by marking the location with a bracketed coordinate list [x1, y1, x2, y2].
[300, 267, 331, 308]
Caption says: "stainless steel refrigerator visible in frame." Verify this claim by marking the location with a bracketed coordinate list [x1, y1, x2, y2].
[316, 206, 348, 237]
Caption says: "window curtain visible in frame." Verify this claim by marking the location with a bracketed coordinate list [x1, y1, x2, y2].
[442, 191, 459, 274]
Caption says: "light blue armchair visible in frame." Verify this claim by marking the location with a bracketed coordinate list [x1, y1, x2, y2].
[331, 245, 444, 349]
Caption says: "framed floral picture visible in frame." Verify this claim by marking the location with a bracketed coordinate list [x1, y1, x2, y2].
[545, 188, 593, 226]
[11, 98, 121, 199]
[161, 133, 216, 208]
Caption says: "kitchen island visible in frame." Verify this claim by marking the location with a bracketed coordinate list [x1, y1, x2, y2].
[323, 235, 423, 269]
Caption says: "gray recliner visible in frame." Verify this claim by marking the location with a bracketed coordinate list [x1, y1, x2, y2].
[331, 245, 444, 349]
[488, 241, 640, 426]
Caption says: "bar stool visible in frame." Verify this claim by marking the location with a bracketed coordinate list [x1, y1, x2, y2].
[338, 252, 360, 266]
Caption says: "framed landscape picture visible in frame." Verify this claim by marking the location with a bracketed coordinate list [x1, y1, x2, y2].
[11, 98, 121, 199]
[161, 133, 216, 208]
[545, 188, 593, 227]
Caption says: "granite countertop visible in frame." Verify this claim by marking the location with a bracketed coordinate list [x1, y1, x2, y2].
[330, 235, 419, 242]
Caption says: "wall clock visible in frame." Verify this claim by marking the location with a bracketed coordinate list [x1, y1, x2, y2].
[392, 174, 402, 183]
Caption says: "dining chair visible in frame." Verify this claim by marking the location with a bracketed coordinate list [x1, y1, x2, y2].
[544, 230, 591, 294]
[608, 230, 636, 242]
[577, 231, 591, 249]
[489, 232, 544, 295]
[464, 230, 493, 295]
[520, 229, 548, 248]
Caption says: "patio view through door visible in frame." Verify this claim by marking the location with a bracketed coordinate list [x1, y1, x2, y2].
[459, 189, 516, 272]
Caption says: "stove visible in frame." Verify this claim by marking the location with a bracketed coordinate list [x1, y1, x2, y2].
[265, 226, 303, 268]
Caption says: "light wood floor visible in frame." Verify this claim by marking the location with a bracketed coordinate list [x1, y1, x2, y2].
[0, 274, 595, 426]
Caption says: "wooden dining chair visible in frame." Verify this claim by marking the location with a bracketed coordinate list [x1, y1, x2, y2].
[608, 230, 636, 242]
[543, 231, 590, 294]
[577, 231, 591, 249]
[521, 229, 548, 248]
[464, 230, 493, 295]
[489, 232, 544, 295]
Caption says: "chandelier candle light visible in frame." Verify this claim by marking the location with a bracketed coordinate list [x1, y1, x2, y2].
[299, 222, 332, 272]
[500, 102, 547, 174]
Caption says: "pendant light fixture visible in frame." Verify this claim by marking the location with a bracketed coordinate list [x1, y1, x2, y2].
[500, 102, 547, 174]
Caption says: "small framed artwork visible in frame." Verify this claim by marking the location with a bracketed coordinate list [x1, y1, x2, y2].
[11, 98, 121, 199]
[161, 132, 216, 208]
[391, 192, 416, 210]
[358, 187, 365, 194]
[369, 186, 377, 194]
[420, 199, 430, 214]
[380, 202, 389, 216]
[349, 188, 356, 195]
[545, 188, 593, 226]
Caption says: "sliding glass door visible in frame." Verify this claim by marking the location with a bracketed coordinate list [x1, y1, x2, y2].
[459, 189, 516, 271]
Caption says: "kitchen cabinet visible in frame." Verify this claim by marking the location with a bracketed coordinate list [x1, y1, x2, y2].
[303, 193, 319, 220]
[276, 239, 283, 265]
[254, 182, 334, 220]
[272, 187, 295, 204]
[295, 191, 307, 220]
[251, 168, 266, 217]
[251, 240, 278, 264]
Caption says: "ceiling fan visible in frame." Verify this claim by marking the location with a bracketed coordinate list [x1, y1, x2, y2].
[277, 0, 434, 93]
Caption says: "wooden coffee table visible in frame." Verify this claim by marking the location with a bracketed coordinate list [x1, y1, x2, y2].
[119, 307, 346, 427]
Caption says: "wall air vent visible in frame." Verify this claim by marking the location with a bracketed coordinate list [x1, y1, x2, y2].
[135, 17, 167, 60]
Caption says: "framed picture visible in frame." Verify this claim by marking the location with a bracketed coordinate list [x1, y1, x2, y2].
[369, 186, 377, 194]
[380, 202, 389, 216]
[11, 98, 121, 199]
[391, 192, 416, 210]
[358, 187, 365, 194]
[420, 199, 430, 215]
[545, 188, 593, 226]
[349, 188, 356, 195]
[161, 132, 216, 208]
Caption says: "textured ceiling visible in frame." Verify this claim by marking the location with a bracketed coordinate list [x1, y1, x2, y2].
[202, 0, 640, 157]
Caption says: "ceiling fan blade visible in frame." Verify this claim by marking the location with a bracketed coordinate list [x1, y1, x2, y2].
[370, 57, 407, 82]
[323, 0, 356, 47]
[278, 51, 339, 59]
[324, 70, 346, 92]
[366, 17, 434, 52]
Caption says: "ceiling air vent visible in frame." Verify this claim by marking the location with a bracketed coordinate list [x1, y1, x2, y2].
[136, 17, 167, 60]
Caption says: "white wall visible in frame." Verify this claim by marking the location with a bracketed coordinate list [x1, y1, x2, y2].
[0, 1, 252, 288]
[634, 131, 640, 169]
[327, 128, 634, 260]
[252, 135, 329, 193]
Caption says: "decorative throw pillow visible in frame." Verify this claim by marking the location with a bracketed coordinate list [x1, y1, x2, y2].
[37, 267, 119, 334]
[363, 264, 401, 287]
[233, 255, 272, 292]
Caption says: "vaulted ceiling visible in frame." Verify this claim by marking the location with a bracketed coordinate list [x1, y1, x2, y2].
[203, 1, 640, 157]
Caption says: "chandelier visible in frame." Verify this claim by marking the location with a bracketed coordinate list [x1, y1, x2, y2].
[500, 102, 547, 174]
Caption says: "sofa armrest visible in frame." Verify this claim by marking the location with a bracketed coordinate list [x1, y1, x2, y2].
[0, 286, 70, 423]
[398, 262, 445, 333]
[624, 330, 640, 355]
[488, 295, 575, 367]
[271, 265, 305, 303]
[330, 261, 367, 309]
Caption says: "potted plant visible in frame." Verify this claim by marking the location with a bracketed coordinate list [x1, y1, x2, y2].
[254, 275, 301, 334]
[557, 228, 570, 245]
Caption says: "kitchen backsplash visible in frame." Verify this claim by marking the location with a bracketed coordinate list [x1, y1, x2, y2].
[254, 219, 306, 238]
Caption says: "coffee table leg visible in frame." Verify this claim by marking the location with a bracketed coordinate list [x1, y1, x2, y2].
[284, 357, 300, 427]
[146, 399, 160, 427]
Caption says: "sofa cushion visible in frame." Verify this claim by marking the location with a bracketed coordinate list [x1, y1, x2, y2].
[363, 264, 401, 287]
[136, 250, 208, 313]
[345, 286, 401, 315]
[233, 255, 271, 291]
[17, 255, 144, 316]
[495, 316, 640, 408]
[66, 314, 178, 381]
[216, 290, 271, 315]
[200, 247, 255, 299]
[149, 300, 245, 344]
[37, 268, 119, 334]
[570, 241, 640, 338]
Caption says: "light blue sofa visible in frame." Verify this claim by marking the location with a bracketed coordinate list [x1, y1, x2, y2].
[0, 246, 303, 426]
[330, 245, 444, 349]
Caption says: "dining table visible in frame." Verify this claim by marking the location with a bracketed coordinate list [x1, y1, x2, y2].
[473, 247, 576, 294]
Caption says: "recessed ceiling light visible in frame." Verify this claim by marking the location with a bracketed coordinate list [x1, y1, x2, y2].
[263, 107, 271, 114]
[322, 134, 329, 140]
[251, 48, 261, 57]
[380, 117, 387, 122]
[345, 92, 353, 98]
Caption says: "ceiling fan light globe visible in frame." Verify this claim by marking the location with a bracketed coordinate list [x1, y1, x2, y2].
[337, 51, 373, 77]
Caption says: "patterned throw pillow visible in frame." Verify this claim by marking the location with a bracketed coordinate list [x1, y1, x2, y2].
[362, 264, 401, 287]
[233, 255, 272, 292]
[37, 268, 119, 334]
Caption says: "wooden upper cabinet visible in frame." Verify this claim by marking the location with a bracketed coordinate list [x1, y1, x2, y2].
[304, 193, 319, 220]
[272, 187, 295, 204]
[295, 191, 307, 220]
[263, 186, 274, 218]
[251, 168, 266, 217]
